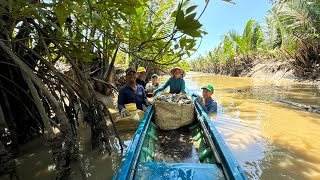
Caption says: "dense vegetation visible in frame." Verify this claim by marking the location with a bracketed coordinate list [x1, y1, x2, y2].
[190, 0, 320, 80]
[0, 0, 214, 178]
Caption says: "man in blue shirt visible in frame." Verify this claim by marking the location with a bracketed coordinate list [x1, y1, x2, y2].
[195, 85, 217, 114]
[118, 68, 150, 117]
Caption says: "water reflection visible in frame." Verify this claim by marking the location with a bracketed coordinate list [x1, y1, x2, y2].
[4, 73, 320, 180]
[185, 73, 320, 180]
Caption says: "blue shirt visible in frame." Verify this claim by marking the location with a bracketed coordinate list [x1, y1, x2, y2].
[118, 83, 147, 111]
[205, 98, 217, 114]
[154, 77, 186, 95]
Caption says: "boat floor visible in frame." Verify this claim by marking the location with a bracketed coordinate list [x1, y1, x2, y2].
[135, 162, 225, 180]
[154, 126, 200, 163]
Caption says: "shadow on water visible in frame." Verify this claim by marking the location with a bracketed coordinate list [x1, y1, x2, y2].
[0, 122, 135, 180]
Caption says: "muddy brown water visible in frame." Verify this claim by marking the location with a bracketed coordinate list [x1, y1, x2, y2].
[1, 72, 320, 180]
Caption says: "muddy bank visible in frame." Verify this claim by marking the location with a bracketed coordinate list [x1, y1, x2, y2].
[194, 58, 320, 84]
[245, 59, 320, 83]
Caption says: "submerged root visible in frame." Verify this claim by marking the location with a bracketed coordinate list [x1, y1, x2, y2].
[0, 142, 19, 179]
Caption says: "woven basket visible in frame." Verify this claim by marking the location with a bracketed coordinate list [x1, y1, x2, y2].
[154, 101, 195, 130]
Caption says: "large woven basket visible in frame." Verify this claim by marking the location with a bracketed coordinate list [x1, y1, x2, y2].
[154, 101, 195, 130]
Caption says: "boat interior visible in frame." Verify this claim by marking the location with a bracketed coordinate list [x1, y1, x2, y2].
[114, 101, 247, 180]
[134, 106, 226, 179]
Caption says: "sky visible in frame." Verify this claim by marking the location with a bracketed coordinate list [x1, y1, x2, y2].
[192, 0, 272, 58]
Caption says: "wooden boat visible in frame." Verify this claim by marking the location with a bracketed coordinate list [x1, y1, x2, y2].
[113, 96, 247, 180]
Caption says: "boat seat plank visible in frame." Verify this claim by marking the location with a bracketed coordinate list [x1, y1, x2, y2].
[134, 162, 225, 180]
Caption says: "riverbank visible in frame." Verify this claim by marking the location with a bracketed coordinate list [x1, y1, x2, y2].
[193, 58, 320, 84]
[246, 59, 320, 84]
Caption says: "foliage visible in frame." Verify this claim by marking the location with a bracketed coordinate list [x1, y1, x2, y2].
[190, 0, 320, 79]
[0, 0, 215, 178]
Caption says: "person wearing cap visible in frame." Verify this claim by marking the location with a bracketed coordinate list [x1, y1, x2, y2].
[136, 67, 147, 88]
[145, 74, 161, 94]
[153, 67, 186, 95]
[195, 85, 217, 114]
[118, 68, 151, 117]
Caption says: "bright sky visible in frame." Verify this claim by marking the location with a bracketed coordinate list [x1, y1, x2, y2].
[192, 0, 272, 58]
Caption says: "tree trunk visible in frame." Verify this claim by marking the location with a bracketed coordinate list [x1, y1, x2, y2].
[22, 72, 55, 139]
[104, 46, 119, 83]
[0, 40, 77, 179]
[0, 90, 19, 154]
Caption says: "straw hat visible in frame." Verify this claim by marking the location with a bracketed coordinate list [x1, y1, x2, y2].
[170, 67, 186, 78]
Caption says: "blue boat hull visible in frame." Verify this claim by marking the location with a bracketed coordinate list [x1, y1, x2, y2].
[113, 98, 247, 180]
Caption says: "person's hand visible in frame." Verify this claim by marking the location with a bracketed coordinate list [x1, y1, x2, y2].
[142, 104, 148, 111]
[120, 108, 131, 117]
[195, 96, 205, 107]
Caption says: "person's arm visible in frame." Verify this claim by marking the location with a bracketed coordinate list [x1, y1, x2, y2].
[180, 79, 186, 94]
[142, 88, 150, 106]
[154, 78, 170, 95]
[117, 87, 126, 111]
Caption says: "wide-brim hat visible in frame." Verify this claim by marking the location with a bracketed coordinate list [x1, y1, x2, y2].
[170, 67, 186, 78]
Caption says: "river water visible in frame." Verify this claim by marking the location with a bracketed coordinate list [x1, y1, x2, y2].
[1, 72, 320, 180]
[185, 72, 320, 179]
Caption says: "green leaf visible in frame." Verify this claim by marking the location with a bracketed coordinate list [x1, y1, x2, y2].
[93, 12, 102, 28]
[71, 4, 88, 15]
[42, 16, 63, 34]
[56, 30, 63, 39]
[8, 0, 13, 10]
[186, 5, 197, 15]
[187, 51, 191, 57]
[179, 19, 202, 31]
[180, 36, 187, 48]
[199, 30, 208, 35]
[171, 10, 178, 18]
[108, 43, 116, 50]
[56, 4, 68, 26]
[75, 32, 84, 40]
[176, 10, 184, 28]
[185, 13, 196, 21]
[182, 29, 202, 37]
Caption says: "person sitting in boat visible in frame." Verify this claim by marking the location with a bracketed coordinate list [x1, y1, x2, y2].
[118, 68, 150, 117]
[153, 67, 186, 95]
[145, 74, 161, 95]
[195, 85, 217, 114]
[136, 66, 147, 89]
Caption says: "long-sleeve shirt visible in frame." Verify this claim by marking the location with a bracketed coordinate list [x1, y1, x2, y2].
[117, 83, 148, 111]
[154, 77, 186, 95]
[205, 98, 217, 114]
